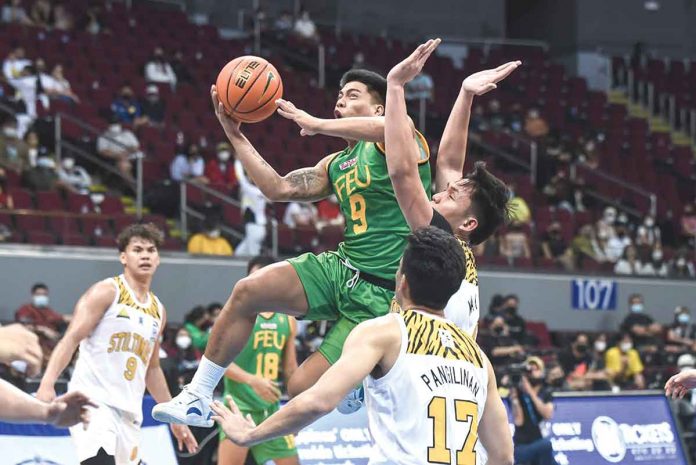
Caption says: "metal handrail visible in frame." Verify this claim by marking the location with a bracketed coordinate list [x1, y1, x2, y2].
[440, 36, 550, 52]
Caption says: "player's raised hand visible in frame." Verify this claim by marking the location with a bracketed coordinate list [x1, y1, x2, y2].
[276, 98, 320, 136]
[170, 423, 198, 453]
[211, 396, 257, 447]
[387, 38, 441, 86]
[47, 390, 97, 428]
[250, 376, 282, 403]
[0, 323, 43, 377]
[210, 84, 242, 137]
[665, 368, 696, 399]
[462, 61, 522, 96]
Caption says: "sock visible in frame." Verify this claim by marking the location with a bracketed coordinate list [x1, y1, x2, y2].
[188, 356, 226, 396]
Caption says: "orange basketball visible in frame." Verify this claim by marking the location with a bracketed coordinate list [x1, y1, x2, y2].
[215, 56, 283, 123]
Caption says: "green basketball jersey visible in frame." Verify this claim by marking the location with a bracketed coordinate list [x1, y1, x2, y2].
[224, 313, 291, 412]
[327, 133, 431, 280]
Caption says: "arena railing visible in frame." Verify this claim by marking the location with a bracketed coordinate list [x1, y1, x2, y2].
[179, 180, 281, 257]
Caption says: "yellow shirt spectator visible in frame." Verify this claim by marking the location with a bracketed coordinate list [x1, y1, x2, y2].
[187, 232, 234, 256]
[605, 345, 643, 382]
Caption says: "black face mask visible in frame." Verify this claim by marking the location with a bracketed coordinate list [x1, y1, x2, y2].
[549, 378, 564, 388]
[576, 344, 588, 354]
[529, 377, 544, 387]
[506, 306, 518, 315]
[493, 326, 504, 335]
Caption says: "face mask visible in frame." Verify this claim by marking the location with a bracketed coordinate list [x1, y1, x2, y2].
[529, 377, 544, 387]
[492, 326, 503, 335]
[630, 303, 644, 313]
[619, 342, 633, 352]
[207, 229, 221, 238]
[594, 341, 607, 352]
[506, 306, 518, 315]
[217, 150, 231, 162]
[90, 193, 105, 204]
[604, 214, 616, 225]
[676, 258, 686, 267]
[110, 124, 121, 132]
[32, 294, 49, 308]
[576, 344, 588, 354]
[176, 335, 192, 350]
[652, 250, 663, 261]
[37, 157, 55, 169]
[678, 314, 690, 325]
[645, 217, 654, 227]
[62, 158, 75, 170]
[2, 127, 17, 138]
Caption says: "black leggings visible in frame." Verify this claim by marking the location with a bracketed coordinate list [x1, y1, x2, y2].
[81, 448, 115, 465]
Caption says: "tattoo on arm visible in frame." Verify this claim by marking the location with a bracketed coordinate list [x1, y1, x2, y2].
[283, 167, 331, 201]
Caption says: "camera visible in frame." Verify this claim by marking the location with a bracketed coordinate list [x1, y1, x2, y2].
[507, 362, 532, 386]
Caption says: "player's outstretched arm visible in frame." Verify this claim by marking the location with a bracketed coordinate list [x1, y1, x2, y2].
[665, 368, 696, 399]
[478, 355, 514, 465]
[0, 379, 96, 426]
[36, 280, 115, 402]
[276, 98, 385, 142]
[384, 39, 441, 230]
[436, 61, 521, 192]
[211, 85, 332, 202]
[212, 316, 398, 446]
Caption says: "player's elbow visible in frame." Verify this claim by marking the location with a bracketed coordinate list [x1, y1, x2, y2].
[300, 391, 335, 417]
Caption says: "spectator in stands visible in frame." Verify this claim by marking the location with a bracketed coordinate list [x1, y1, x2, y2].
[614, 244, 645, 275]
[283, 201, 318, 228]
[487, 99, 506, 130]
[52, 3, 73, 30]
[641, 246, 668, 277]
[0, 115, 29, 172]
[605, 332, 645, 389]
[47, 64, 79, 103]
[506, 182, 531, 224]
[542, 171, 574, 212]
[81, 6, 102, 35]
[234, 160, 268, 256]
[110, 85, 143, 125]
[620, 293, 663, 353]
[293, 9, 319, 42]
[507, 102, 525, 133]
[510, 356, 557, 465]
[29, 0, 51, 28]
[483, 294, 506, 324]
[559, 333, 592, 389]
[605, 222, 632, 263]
[273, 9, 293, 33]
[96, 115, 139, 183]
[183, 305, 212, 351]
[587, 333, 612, 390]
[500, 221, 531, 263]
[680, 202, 696, 245]
[23, 153, 74, 192]
[523, 108, 549, 139]
[171, 50, 193, 86]
[666, 306, 696, 353]
[2, 0, 32, 24]
[205, 142, 238, 190]
[6, 63, 42, 121]
[144, 47, 177, 89]
[571, 224, 606, 267]
[636, 214, 661, 249]
[482, 316, 525, 367]
[140, 84, 166, 126]
[541, 221, 573, 270]
[670, 249, 695, 278]
[2, 46, 30, 81]
[596, 206, 617, 242]
[170, 143, 208, 184]
[15, 283, 69, 359]
[161, 326, 202, 387]
[502, 294, 528, 345]
[187, 216, 233, 256]
[316, 195, 344, 231]
[0, 171, 13, 209]
[57, 155, 91, 194]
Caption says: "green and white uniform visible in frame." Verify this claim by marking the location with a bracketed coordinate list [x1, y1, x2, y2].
[220, 313, 297, 462]
[288, 134, 431, 363]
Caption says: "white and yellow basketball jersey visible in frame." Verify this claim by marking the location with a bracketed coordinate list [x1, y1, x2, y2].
[70, 274, 163, 417]
[444, 240, 480, 336]
[365, 309, 488, 465]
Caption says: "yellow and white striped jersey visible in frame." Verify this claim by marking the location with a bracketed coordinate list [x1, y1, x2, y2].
[70, 274, 163, 418]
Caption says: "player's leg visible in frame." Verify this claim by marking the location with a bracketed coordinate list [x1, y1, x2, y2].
[287, 351, 331, 397]
[217, 435, 250, 465]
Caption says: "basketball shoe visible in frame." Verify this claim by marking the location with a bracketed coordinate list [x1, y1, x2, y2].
[152, 385, 214, 427]
[337, 386, 364, 414]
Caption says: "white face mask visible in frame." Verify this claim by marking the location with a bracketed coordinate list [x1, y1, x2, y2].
[32, 294, 49, 308]
[208, 229, 221, 238]
[644, 217, 654, 227]
[619, 342, 633, 352]
[62, 158, 75, 170]
[109, 123, 122, 132]
[37, 157, 56, 169]
[677, 258, 686, 267]
[3, 127, 17, 138]
[217, 150, 231, 162]
[652, 250, 663, 261]
[90, 193, 105, 204]
[176, 335, 192, 350]
[594, 341, 607, 352]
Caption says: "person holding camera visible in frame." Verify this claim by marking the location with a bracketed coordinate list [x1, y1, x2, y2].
[510, 356, 558, 465]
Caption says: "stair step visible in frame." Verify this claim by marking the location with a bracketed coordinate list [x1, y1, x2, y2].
[608, 91, 628, 104]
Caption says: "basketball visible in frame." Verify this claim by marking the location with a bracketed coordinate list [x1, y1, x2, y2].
[215, 56, 283, 123]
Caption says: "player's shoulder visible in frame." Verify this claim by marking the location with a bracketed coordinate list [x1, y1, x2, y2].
[83, 278, 118, 304]
[351, 313, 402, 347]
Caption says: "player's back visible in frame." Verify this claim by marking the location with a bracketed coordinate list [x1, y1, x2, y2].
[70, 274, 163, 416]
[327, 135, 431, 280]
[365, 309, 488, 465]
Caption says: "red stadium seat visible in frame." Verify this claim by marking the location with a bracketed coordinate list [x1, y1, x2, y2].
[26, 231, 58, 245]
[36, 191, 66, 211]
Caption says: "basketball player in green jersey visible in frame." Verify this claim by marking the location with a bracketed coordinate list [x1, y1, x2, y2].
[218, 256, 299, 465]
[153, 68, 433, 427]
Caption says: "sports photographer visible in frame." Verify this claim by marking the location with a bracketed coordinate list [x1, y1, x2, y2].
[509, 356, 558, 465]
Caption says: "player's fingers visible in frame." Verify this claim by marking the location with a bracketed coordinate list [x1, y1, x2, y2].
[211, 414, 222, 424]
[479, 83, 497, 95]
[210, 85, 220, 111]
[276, 107, 292, 119]
[210, 400, 228, 418]
[246, 413, 257, 427]
[177, 435, 183, 451]
[300, 129, 308, 136]
[226, 395, 242, 416]
[186, 435, 198, 453]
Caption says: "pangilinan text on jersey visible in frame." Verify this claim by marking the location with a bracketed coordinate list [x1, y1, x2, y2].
[420, 364, 481, 396]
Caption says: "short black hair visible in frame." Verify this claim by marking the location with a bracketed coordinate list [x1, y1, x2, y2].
[185, 305, 207, 324]
[628, 293, 642, 303]
[117, 223, 164, 252]
[207, 302, 223, 313]
[247, 255, 276, 274]
[402, 227, 465, 309]
[464, 162, 511, 245]
[31, 283, 48, 293]
[339, 69, 387, 105]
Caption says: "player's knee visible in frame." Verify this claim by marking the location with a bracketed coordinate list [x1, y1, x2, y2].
[229, 275, 264, 317]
